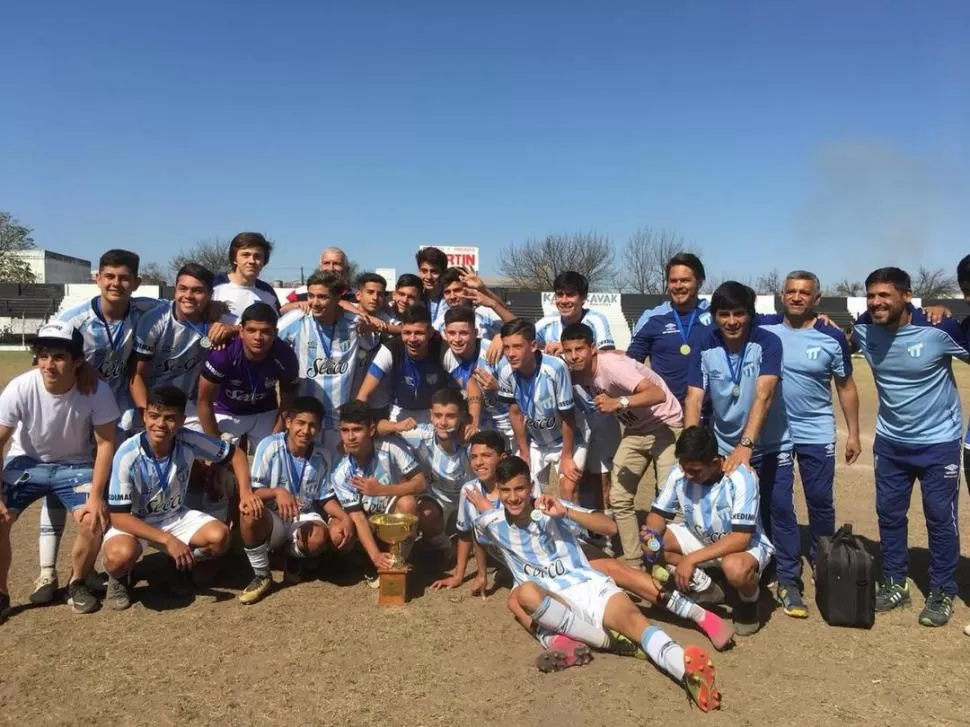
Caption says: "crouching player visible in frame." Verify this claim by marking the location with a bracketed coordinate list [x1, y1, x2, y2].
[644, 427, 774, 637]
[239, 397, 356, 604]
[466, 456, 720, 711]
[101, 387, 256, 609]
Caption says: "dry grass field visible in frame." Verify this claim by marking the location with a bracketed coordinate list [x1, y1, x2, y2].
[0, 351, 968, 726]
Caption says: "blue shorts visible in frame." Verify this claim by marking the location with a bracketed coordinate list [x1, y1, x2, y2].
[2, 456, 94, 514]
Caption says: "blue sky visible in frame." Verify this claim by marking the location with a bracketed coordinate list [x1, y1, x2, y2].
[2, 1, 968, 287]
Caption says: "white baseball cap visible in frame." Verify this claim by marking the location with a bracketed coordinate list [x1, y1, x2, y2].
[34, 320, 84, 356]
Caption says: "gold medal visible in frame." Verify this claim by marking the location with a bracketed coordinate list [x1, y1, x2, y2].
[679, 343, 691, 356]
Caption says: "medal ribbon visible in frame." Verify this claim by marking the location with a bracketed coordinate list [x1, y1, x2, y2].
[673, 308, 698, 345]
[284, 445, 310, 498]
[723, 341, 748, 393]
[142, 433, 175, 497]
[93, 298, 126, 356]
[514, 370, 537, 419]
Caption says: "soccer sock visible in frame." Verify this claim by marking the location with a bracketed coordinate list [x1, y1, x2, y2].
[666, 563, 713, 593]
[532, 624, 556, 649]
[38, 498, 66, 574]
[191, 548, 213, 563]
[640, 625, 686, 682]
[665, 590, 727, 642]
[532, 596, 611, 649]
[244, 543, 270, 577]
[739, 587, 760, 603]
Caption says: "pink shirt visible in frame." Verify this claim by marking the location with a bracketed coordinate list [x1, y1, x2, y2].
[587, 355, 683, 435]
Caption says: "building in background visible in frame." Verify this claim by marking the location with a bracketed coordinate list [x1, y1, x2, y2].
[10, 249, 91, 284]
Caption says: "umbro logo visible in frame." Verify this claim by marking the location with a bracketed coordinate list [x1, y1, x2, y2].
[777, 452, 792, 465]
[664, 323, 678, 333]
[825, 443, 835, 456]
[944, 464, 959, 478]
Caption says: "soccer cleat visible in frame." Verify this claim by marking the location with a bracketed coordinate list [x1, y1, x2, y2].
[777, 583, 809, 618]
[681, 645, 721, 712]
[105, 574, 131, 611]
[283, 555, 305, 585]
[535, 635, 594, 672]
[918, 591, 954, 627]
[732, 599, 761, 637]
[29, 573, 59, 606]
[84, 570, 109, 595]
[875, 578, 911, 613]
[67, 580, 99, 614]
[607, 630, 647, 660]
[239, 574, 273, 605]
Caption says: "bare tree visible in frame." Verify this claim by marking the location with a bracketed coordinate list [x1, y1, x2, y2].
[700, 274, 731, 295]
[169, 238, 228, 278]
[828, 278, 864, 297]
[139, 262, 168, 286]
[497, 232, 615, 291]
[617, 227, 696, 294]
[0, 211, 38, 282]
[752, 269, 784, 295]
[912, 266, 958, 299]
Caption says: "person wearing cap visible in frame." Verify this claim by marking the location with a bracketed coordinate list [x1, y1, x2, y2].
[0, 321, 120, 620]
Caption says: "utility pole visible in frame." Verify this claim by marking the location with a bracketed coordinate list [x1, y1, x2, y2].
[300, 266, 305, 284]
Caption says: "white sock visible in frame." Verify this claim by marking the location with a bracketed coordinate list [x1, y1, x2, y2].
[640, 625, 686, 681]
[666, 563, 713, 592]
[665, 590, 705, 623]
[244, 542, 270, 576]
[39, 498, 66, 572]
[532, 596, 611, 649]
[191, 547, 213, 563]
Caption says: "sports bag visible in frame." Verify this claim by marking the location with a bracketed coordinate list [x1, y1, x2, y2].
[815, 524, 875, 628]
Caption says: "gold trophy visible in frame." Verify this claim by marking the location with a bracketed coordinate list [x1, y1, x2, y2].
[369, 513, 418, 605]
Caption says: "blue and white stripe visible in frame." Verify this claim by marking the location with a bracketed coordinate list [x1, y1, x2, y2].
[251, 432, 334, 512]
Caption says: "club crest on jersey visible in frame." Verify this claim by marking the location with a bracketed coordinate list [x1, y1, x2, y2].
[806, 346, 822, 360]
[699, 312, 712, 325]
[907, 342, 924, 358]
[426, 373, 438, 385]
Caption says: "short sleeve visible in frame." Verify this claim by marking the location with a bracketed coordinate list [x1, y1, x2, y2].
[757, 330, 783, 378]
[398, 423, 433, 452]
[181, 429, 233, 465]
[497, 364, 516, 405]
[388, 438, 421, 479]
[591, 314, 615, 349]
[366, 346, 393, 381]
[201, 349, 229, 383]
[332, 463, 362, 511]
[651, 466, 681, 519]
[0, 376, 23, 428]
[91, 381, 122, 427]
[455, 484, 476, 533]
[250, 436, 275, 488]
[554, 362, 574, 412]
[107, 446, 135, 513]
[729, 466, 760, 533]
[825, 327, 853, 379]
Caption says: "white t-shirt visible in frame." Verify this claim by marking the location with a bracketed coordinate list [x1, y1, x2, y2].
[0, 369, 120, 465]
[211, 273, 281, 324]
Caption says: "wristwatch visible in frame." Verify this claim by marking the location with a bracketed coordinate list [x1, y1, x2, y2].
[618, 396, 630, 409]
[739, 437, 754, 448]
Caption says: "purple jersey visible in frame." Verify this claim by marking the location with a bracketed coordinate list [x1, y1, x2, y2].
[201, 337, 300, 416]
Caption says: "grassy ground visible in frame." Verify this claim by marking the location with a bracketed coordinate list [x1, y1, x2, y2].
[0, 352, 968, 726]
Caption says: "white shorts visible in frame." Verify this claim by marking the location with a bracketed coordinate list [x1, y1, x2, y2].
[104, 508, 217, 550]
[529, 442, 589, 490]
[557, 575, 624, 630]
[667, 522, 773, 574]
[215, 410, 277, 451]
[390, 406, 431, 426]
[585, 416, 621, 474]
[269, 510, 326, 551]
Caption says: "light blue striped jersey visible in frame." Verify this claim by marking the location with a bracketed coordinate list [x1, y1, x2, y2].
[331, 436, 422, 511]
[687, 325, 790, 457]
[134, 301, 213, 400]
[399, 424, 471, 500]
[108, 428, 231, 519]
[535, 308, 615, 349]
[58, 296, 159, 409]
[277, 310, 378, 429]
[455, 478, 542, 534]
[496, 353, 579, 450]
[433, 303, 503, 339]
[851, 314, 969, 444]
[652, 463, 774, 556]
[442, 344, 511, 431]
[632, 298, 711, 335]
[759, 317, 852, 445]
[473, 501, 601, 590]
[250, 432, 335, 513]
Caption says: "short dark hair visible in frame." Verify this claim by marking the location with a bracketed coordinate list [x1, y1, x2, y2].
[499, 317, 536, 342]
[99, 249, 140, 276]
[441, 267, 465, 288]
[176, 263, 214, 292]
[339, 400, 376, 425]
[240, 302, 278, 327]
[443, 305, 476, 328]
[228, 232, 272, 269]
[496, 456, 531, 485]
[865, 267, 912, 293]
[396, 273, 423, 291]
[710, 281, 755, 318]
[958, 255, 970, 286]
[431, 387, 467, 412]
[666, 253, 706, 285]
[674, 426, 721, 462]
[400, 303, 432, 326]
[416, 247, 448, 273]
[306, 271, 346, 297]
[355, 272, 387, 290]
[468, 429, 507, 455]
[287, 396, 324, 422]
[560, 322, 595, 345]
[553, 271, 589, 298]
[147, 386, 188, 413]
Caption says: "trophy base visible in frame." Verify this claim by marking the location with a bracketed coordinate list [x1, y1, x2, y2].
[377, 568, 408, 606]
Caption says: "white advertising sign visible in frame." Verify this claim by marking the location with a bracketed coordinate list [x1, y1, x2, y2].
[418, 245, 479, 271]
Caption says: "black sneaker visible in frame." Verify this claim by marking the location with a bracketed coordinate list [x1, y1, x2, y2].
[84, 570, 109, 596]
[0, 592, 10, 622]
[918, 590, 954, 627]
[283, 555, 305, 585]
[875, 578, 911, 613]
[67, 580, 99, 614]
[732, 598, 760, 637]
[29, 573, 59, 606]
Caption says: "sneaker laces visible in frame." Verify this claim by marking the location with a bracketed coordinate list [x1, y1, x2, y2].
[926, 591, 952, 613]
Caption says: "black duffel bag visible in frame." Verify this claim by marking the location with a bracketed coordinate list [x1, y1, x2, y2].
[815, 524, 875, 628]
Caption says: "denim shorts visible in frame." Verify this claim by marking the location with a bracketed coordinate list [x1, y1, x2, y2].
[2, 456, 94, 513]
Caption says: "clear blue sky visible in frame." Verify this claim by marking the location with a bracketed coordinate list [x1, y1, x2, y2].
[2, 1, 968, 287]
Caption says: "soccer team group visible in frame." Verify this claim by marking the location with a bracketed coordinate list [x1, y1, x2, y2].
[2, 234, 970, 712]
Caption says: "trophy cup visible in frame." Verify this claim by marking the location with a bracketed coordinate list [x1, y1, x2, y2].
[369, 513, 418, 605]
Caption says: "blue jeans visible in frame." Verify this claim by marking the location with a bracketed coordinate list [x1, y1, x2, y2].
[2, 456, 94, 514]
